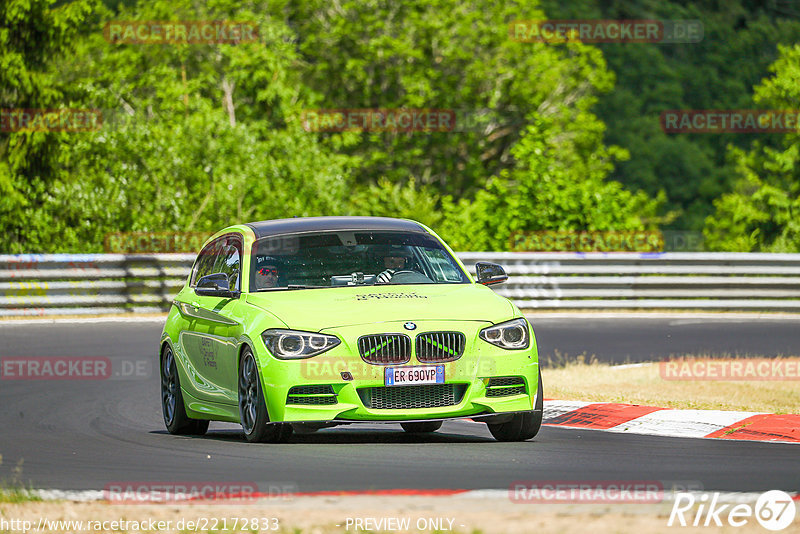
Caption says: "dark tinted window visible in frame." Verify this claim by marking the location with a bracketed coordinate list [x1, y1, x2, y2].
[250, 231, 468, 290]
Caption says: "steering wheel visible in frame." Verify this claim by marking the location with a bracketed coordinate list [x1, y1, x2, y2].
[379, 270, 433, 285]
[376, 269, 414, 284]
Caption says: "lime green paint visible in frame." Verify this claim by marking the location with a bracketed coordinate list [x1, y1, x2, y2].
[160, 221, 539, 426]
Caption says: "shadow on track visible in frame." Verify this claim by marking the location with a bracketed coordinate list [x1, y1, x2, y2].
[150, 427, 495, 444]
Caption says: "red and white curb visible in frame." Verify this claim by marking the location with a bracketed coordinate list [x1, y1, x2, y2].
[542, 400, 800, 443]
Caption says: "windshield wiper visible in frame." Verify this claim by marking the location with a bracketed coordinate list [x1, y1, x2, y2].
[285, 284, 328, 290]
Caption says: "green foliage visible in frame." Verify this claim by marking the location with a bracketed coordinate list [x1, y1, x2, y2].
[438, 114, 660, 251]
[540, 0, 800, 231]
[4, 0, 357, 252]
[346, 178, 443, 229]
[704, 45, 800, 252]
[5, 0, 796, 253]
[0, 0, 100, 251]
[285, 0, 618, 198]
[286, 0, 659, 249]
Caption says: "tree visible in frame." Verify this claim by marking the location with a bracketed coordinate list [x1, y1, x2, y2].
[0, 0, 99, 252]
[2, 0, 663, 252]
[539, 0, 800, 231]
[19, 0, 357, 251]
[438, 112, 659, 251]
[704, 44, 800, 252]
[285, 0, 623, 199]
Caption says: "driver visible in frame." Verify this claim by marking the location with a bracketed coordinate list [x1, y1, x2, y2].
[254, 256, 281, 289]
[376, 247, 412, 284]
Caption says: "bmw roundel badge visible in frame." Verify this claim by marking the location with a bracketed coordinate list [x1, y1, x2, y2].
[404, 322, 417, 331]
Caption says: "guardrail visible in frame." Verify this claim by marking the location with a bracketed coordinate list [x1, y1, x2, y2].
[0, 254, 194, 317]
[2, 252, 800, 316]
[460, 252, 800, 311]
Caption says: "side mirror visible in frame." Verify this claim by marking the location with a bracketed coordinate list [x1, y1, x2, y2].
[195, 273, 238, 298]
[475, 262, 508, 286]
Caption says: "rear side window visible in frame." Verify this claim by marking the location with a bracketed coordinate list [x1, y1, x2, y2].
[191, 240, 221, 287]
[214, 240, 242, 291]
[190, 235, 242, 288]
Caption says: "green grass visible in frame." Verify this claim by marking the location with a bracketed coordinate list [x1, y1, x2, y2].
[0, 455, 40, 504]
[544, 354, 800, 413]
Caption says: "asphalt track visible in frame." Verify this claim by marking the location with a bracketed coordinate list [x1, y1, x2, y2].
[0, 317, 798, 493]
[530, 314, 800, 363]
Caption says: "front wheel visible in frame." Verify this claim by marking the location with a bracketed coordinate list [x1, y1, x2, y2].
[160, 345, 209, 436]
[487, 373, 544, 442]
[400, 421, 443, 433]
[238, 348, 293, 443]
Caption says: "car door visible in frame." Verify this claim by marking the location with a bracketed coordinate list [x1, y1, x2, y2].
[175, 234, 245, 406]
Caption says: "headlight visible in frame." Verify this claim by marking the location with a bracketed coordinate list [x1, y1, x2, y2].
[261, 329, 340, 359]
[479, 318, 530, 350]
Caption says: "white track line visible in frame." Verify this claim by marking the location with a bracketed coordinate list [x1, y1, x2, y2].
[541, 401, 593, 420]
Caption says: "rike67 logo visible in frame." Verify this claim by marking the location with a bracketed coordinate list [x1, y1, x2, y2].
[668, 490, 796, 530]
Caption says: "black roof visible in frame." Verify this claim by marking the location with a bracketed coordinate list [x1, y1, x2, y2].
[245, 216, 428, 239]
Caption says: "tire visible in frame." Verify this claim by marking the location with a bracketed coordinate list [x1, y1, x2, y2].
[161, 344, 209, 436]
[238, 348, 293, 443]
[487, 373, 544, 442]
[400, 421, 443, 433]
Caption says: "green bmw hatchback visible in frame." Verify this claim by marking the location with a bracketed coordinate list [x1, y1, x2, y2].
[159, 216, 542, 442]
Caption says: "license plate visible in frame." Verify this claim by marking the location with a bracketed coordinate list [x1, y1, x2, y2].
[385, 365, 445, 386]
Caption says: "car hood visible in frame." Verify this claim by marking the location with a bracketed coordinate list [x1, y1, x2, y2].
[244, 284, 515, 330]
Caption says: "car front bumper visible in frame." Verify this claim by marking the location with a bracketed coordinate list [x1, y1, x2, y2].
[257, 320, 540, 423]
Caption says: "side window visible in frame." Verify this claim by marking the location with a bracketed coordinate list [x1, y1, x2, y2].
[213, 237, 242, 291]
[190, 239, 222, 287]
[421, 248, 465, 282]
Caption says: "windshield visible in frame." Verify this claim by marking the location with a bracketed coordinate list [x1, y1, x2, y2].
[250, 231, 469, 291]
